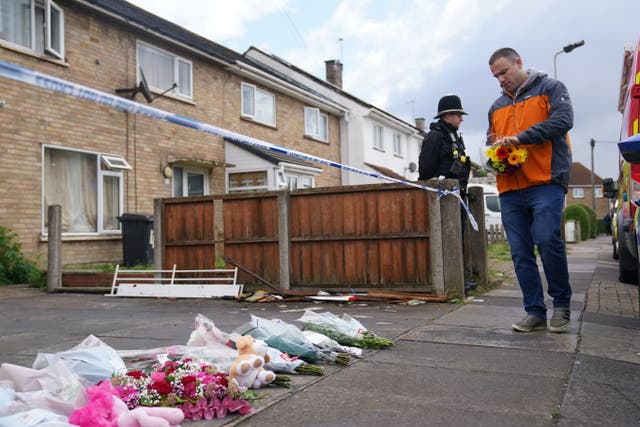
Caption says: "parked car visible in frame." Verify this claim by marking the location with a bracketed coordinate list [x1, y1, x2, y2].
[608, 35, 640, 284]
[468, 184, 502, 231]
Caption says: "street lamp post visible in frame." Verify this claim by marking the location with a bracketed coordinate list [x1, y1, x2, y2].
[590, 138, 596, 211]
[553, 40, 585, 79]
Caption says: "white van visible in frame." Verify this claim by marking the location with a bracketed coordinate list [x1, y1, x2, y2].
[468, 184, 502, 231]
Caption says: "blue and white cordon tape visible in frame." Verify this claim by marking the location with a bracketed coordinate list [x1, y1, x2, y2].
[0, 60, 477, 231]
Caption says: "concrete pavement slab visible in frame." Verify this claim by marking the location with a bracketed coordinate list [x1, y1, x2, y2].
[369, 340, 573, 379]
[233, 357, 564, 427]
[559, 354, 640, 427]
[404, 323, 578, 353]
[579, 322, 640, 364]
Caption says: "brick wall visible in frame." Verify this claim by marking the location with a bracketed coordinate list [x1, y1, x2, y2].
[0, 0, 342, 266]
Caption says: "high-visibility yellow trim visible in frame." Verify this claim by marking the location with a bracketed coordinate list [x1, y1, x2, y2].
[634, 118, 639, 135]
[636, 71, 640, 85]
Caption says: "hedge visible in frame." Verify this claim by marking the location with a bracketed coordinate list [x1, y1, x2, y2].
[564, 204, 594, 241]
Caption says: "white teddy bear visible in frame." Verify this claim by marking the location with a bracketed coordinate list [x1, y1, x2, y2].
[229, 335, 275, 389]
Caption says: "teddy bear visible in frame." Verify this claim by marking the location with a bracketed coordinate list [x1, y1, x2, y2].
[68, 380, 184, 427]
[229, 336, 276, 389]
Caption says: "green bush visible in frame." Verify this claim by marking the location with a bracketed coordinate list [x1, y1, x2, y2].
[564, 204, 591, 241]
[581, 204, 598, 238]
[0, 225, 44, 287]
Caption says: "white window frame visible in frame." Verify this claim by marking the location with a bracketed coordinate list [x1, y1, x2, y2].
[42, 145, 125, 235]
[279, 170, 315, 191]
[98, 170, 124, 233]
[172, 165, 209, 197]
[101, 154, 132, 170]
[594, 187, 603, 198]
[393, 132, 403, 156]
[227, 170, 269, 193]
[0, 0, 64, 59]
[137, 41, 193, 99]
[373, 124, 384, 150]
[241, 82, 276, 126]
[572, 187, 585, 199]
[304, 107, 328, 142]
[45, 0, 63, 58]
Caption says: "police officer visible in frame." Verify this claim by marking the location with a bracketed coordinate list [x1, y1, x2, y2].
[418, 94, 470, 190]
[418, 94, 475, 291]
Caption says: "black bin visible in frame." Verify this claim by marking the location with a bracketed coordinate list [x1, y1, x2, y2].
[117, 213, 154, 267]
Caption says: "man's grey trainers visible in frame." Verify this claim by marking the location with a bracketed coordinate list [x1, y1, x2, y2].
[512, 314, 546, 332]
[549, 307, 571, 333]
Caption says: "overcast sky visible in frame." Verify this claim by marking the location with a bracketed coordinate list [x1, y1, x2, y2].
[128, 0, 640, 179]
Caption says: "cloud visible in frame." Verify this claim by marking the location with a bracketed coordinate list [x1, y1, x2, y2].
[128, 0, 289, 41]
[285, 0, 510, 108]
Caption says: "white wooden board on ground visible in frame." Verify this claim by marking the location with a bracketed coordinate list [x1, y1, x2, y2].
[114, 283, 243, 298]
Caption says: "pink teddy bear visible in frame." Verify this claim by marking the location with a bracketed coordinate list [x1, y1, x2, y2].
[68, 381, 184, 427]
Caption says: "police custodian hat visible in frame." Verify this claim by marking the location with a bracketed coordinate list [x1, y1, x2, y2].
[434, 94, 468, 119]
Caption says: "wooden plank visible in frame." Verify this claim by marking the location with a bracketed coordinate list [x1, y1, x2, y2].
[367, 290, 449, 302]
[114, 283, 243, 298]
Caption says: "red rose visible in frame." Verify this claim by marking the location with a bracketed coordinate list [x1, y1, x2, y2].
[181, 375, 197, 398]
[151, 380, 172, 395]
[217, 375, 228, 387]
[127, 370, 145, 379]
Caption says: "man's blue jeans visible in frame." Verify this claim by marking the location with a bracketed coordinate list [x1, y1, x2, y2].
[500, 184, 572, 319]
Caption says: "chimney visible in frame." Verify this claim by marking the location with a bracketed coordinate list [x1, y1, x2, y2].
[325, 60, 343, 88]
[415, 117, 426, 131]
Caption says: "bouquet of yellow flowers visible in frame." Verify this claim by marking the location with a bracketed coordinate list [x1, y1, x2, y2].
[485, 144, 527, 175]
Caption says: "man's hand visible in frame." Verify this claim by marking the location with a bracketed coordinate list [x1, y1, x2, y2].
[493, 136, 520, 146]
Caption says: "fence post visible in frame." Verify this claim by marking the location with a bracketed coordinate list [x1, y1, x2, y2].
[467, 185, 488, 287]
[153, 198, 163, 271]
[47, 205, 61, 292]
[427, 179, 464, 297]
[278, 190, 291, 290]
[427, 181, 444, 295]
[213, 198, 224, 265]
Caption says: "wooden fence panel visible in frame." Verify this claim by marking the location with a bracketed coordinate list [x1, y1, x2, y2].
[163, 198, 217, 272]
[159, 183, 444, 291]
[222, 194, 280, 286]
[288, 185, 431, 289]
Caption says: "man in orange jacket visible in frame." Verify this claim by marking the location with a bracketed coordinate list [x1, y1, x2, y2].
[487, 47, 573, 333]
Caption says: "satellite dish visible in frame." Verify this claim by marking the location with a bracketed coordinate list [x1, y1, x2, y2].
[138, 68, 153, 103]
[408, 162, 417, 173]
[114, 67, 164, 103]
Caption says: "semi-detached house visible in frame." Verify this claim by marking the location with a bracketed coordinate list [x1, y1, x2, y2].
[0, 0, 346, 266]
[244, 47, 426, 186]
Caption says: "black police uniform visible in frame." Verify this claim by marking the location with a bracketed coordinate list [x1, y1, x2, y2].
[418, 120, 471, 194]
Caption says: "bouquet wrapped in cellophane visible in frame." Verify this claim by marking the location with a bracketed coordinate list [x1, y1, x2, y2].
[298, 310, 394, 349]
[235, 315, 350, 365]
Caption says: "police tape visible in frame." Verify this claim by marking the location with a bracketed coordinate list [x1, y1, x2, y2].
[0, 59, 477, 230]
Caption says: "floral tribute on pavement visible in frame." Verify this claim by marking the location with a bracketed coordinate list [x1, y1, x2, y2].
[111, 358, 255, 421]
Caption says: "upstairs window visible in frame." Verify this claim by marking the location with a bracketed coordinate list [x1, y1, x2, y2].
[393, 132, 403, 156]
[572, 187, 584, 199]
[241, 82, 276, 126]
[0, 0, 65, 59]
[304, 107, 328, 142]
[373, 124, 384, 150]
[137, 41, 192, 99]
